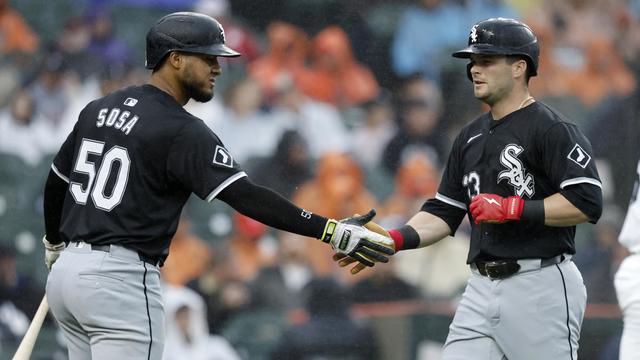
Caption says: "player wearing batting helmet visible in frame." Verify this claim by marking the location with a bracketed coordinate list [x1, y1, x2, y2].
[42, 12, 394, 359]
[336, 17, 603, 359]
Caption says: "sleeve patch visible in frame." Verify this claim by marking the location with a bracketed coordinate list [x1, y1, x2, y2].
[567, 144, 591, 168]
[213, 145, 234, 168]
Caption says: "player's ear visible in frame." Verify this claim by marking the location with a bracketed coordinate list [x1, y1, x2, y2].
[512, 58, 527, 79]
[167, 51, 184, 70]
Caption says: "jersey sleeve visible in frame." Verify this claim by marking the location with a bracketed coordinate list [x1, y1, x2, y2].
[51, 120, 80, 183]
[422, 135, 468, 233]
[540, 122, 603, 222]
[540, 122, 602, 190]
[167, 120, 247, 202]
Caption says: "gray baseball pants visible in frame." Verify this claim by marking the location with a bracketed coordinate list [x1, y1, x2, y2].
[442, 256, 586, 360]
[46, 242, 164, 360]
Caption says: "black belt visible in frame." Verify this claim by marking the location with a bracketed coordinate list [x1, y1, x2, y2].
[475, 255, 565, 280]
[91, 244, 163, 267]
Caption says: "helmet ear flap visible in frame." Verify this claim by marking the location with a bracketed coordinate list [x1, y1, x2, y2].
[466, 62, 473, 82]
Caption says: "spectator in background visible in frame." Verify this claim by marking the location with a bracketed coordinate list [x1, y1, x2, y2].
[271, 77, 350, 159]
[0, 0, 38, 56]
[381, 77, 448, 176]
[249, 21, 310, 102]
[223, 213, 277, 282]
[0, 89, 58, 166]
[56, 17, 94, 81]
[163, 284, 241, 360]
[0, 245, 41, 320]
[391, 0, 467, 84]
[296, 26, 379, 108]
[86, 10, 132, 67]
[208, 75, 288, 163]
[250, 130, 313, 199]
[351, 259, 420, 304]
[162, 218, 212, 287]
[27, 50, 71, 128]
[292, 152, 378, 276]
[380, 150, 440, 228]
[351, 89, 397, 170]
[270, 277, 379, 360]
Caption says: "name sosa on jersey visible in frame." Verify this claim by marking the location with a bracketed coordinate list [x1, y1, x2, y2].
[96, 104, 139, 135]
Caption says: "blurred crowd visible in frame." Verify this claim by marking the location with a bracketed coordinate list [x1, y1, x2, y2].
[0, 0, 638, 358]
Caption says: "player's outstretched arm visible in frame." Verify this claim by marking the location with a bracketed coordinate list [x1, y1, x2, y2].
[335, 211, 452, 274]
[216, 177, 395, 272]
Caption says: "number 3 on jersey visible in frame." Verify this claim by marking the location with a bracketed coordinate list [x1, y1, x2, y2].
[70, 138, 131, 211]
[463, 171, 480, 199]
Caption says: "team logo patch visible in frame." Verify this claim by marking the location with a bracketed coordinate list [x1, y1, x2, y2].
[213, 145, 234, 168]
[567, 144, 591, 168]
[498, 144, 535, 198]
[470, 24, 479, 43]
[124, 98, 138, 107]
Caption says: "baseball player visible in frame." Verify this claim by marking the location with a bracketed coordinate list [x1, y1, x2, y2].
[614, 159, 640, 359]
[337, 18, 603, 359]
[41, 12, 394, 360]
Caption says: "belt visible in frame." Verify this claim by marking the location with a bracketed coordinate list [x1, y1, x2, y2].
[474, 254, 565, 280]
[90, 244, 163, 267]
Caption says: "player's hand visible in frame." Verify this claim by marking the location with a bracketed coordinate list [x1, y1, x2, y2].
[469, 194, 524, 224]
[332, 219, 392, 274]
[321, 209, 395, 271]
[43, 236, 65, 270]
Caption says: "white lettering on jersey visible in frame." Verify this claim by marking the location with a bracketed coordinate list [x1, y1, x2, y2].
[96, 107, 139, 135]
[567, 144, 591, 168]
[498, 144, 535, 198]
[124, 98, 138, 107]
[213, 145, 234, 167]
[97, 108, 108, 127]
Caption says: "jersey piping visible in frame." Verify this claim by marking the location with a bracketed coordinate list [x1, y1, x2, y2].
[205, 171, 247, 202]
[559, 177, 602, 189]
[51, 164, 70, 183]
[436, 192, 467, 210]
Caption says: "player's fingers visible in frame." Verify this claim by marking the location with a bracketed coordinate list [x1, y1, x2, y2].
[356, 247, 389, 263]
[359, 238, 395, 255]
[332, 253, 348, 262]
[350, 252, 374, 267]
[339, 256, 359, 267]
[350, 262, 368, 275]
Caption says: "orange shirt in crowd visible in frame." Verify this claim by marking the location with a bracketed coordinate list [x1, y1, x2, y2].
[0, 6, 38, 54]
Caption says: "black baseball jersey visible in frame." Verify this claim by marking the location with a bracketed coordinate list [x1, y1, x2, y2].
[51, 84, 246, 258]
[422, 102, 602, 263]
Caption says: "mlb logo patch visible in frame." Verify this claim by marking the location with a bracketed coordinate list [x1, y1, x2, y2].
[124, 98, 138, 107]
[567, 144, 591, 168]
[213, 145, 234, 168]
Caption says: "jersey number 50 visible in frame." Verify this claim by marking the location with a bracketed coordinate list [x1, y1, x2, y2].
[70, 138, 131, 211]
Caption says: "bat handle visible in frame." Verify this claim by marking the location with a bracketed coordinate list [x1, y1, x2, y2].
[12, 296, 49, 360]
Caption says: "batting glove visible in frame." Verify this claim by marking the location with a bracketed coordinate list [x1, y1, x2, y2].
[469, 194, 524, 224]
[321, 209, 395, 269]
[333, 220, 392, 274]
[43, 236, 65, 270]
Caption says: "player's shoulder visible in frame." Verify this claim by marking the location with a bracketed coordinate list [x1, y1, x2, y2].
[527, 101, 578, 131]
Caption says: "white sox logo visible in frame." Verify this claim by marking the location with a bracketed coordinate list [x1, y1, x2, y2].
[498, 144, 534, 197]
[470, 24, 479, 43]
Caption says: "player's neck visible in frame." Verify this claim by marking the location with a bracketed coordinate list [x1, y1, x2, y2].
[148, 72, 188, 106]
[490, 89, 534, 120]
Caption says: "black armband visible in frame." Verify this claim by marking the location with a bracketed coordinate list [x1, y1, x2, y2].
[389, 225, 420, 251]
[521, 200, 545, 225]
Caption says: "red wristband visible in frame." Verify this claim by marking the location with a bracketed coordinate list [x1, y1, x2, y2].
[389, 229, 404, 251]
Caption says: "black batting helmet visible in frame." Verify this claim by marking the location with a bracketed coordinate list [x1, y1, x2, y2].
[145, 12, 240, 70]
[452, 18, 539, 78]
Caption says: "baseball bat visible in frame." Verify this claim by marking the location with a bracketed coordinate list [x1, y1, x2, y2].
[12, 295, 49, 360]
